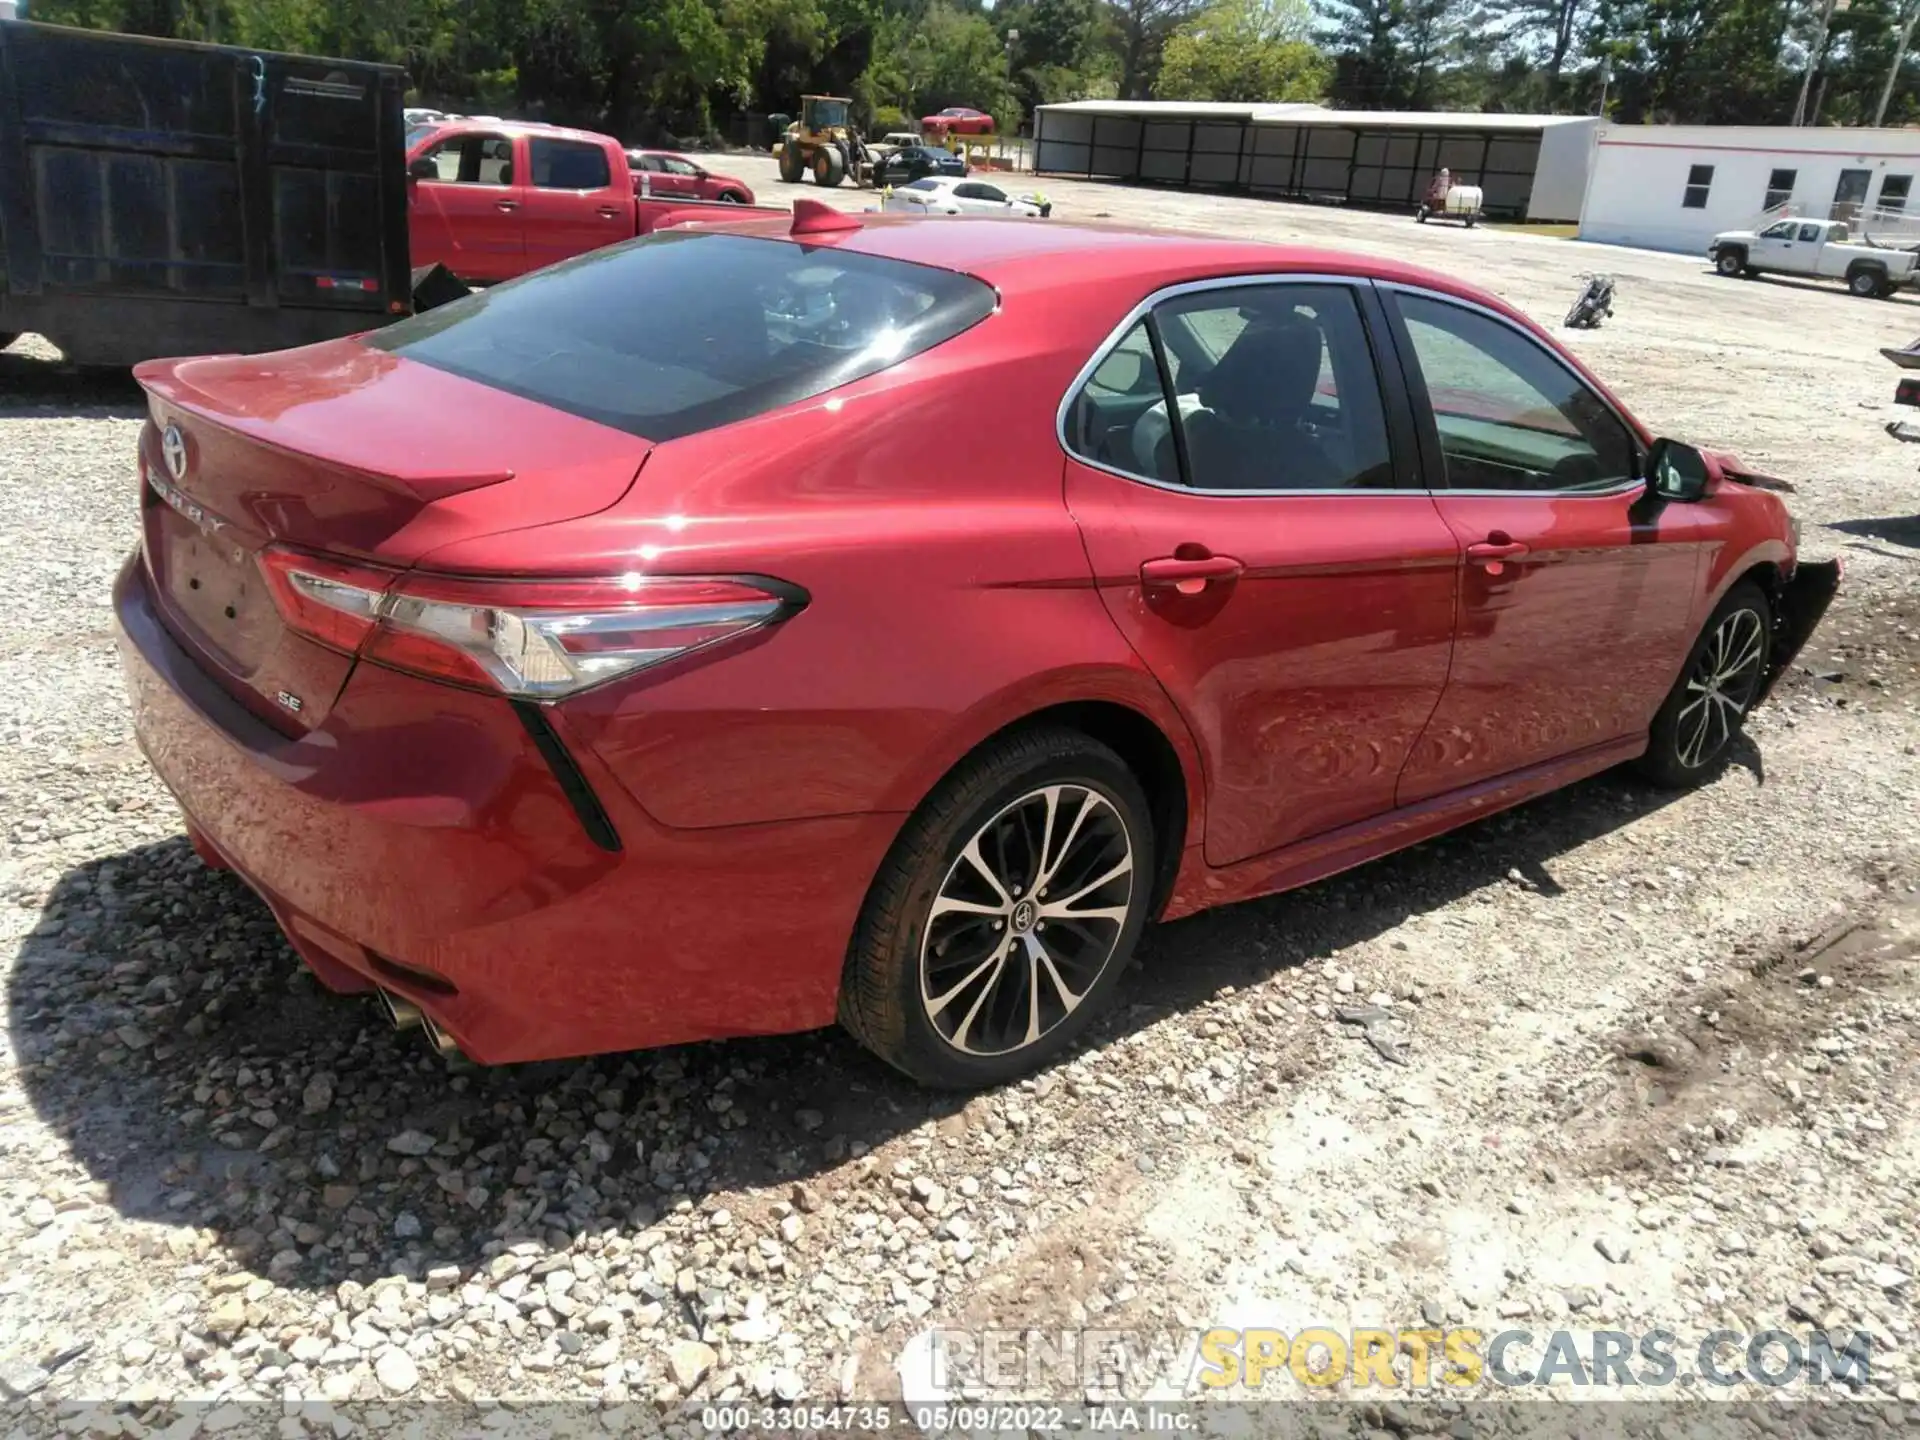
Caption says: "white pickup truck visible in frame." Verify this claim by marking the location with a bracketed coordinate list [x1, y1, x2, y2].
[1709, 217, 1920, 298]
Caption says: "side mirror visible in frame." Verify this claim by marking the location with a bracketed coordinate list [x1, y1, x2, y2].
[1648, 438, 1712, 502]
[408, 156, 439, 181]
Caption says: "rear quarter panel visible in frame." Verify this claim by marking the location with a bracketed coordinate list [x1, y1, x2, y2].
[412, 281, 1209, 838]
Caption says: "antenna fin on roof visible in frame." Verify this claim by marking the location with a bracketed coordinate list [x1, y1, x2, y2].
[791, 198, 862, 237]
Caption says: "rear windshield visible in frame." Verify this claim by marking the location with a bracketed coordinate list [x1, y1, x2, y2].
[367, 231, 994, 440]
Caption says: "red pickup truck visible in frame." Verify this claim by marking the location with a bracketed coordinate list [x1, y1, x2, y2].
[406, 121, 782, 282]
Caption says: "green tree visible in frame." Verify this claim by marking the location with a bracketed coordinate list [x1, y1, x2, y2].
[1156, 0, 1330, 100]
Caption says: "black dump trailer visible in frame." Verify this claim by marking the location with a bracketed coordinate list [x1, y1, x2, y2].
[0, 21, 411, 366]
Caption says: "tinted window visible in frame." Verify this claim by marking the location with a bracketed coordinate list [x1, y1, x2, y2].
[1798, 223, 1822, 242]
[530, 138, 611, 190]
[903, 178, 940, 192]
[367, 231, 996, 441]
[1394, 292, 1637, 493]
[1153, 284, 1394, 491]
[1882, 174, 1912, 213]
[1765, 167, 1796, 209]
[1683, 164, 1713, 209]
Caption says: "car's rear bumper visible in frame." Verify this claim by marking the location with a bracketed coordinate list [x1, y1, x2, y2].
[113, 552, 899, 1063]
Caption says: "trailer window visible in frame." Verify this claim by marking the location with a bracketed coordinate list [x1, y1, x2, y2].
[1682, 165, 1713, 210]
[366, 231, 996, 441]
[1881, 175, 1912, 214]
[1764, 168, 1796, 210]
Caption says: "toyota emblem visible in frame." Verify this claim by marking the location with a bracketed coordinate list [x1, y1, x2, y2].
[161, 423, 188, 482]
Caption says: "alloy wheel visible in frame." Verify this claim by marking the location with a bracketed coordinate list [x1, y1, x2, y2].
[919, 784, 1134, 1057]
[1675, 606, 1767, 768]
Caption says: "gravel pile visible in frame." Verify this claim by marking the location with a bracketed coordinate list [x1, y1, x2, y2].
[1, 193, 1916, 1425]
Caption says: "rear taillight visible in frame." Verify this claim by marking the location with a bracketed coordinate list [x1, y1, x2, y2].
[260, 547, 799, 699]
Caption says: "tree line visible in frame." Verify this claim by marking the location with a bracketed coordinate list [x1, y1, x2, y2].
[29, 0, 1920, 141]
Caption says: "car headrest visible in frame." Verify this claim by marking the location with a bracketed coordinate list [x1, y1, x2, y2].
[1198, 314, 1325, 423]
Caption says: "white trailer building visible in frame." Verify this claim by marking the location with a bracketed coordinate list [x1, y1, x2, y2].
[1577, 124, 1920, 254]
[1032, 101, 1599, 222]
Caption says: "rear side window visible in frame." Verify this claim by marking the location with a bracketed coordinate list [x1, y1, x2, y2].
[530, 138, 611, 190]
[367, 231, 996, 440]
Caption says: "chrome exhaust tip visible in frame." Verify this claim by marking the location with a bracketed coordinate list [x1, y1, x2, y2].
[421, 1013, 462, 1059]
[379, 989, 423, 1031]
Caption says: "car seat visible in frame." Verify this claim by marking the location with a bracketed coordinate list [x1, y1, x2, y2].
[1180, 314, 1342, 490]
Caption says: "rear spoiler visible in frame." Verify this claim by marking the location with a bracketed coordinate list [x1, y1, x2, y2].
[133, 355, 515, 503]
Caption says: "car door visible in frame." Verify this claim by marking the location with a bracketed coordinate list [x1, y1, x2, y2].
[1063, 278, 1461, 868]
[660, 156, 707, 198]
[407, 131, 525, 280]
[1750, 219, 1802, 270]
[1380, 285, 1706, 804]
[520, 136, 632, 272]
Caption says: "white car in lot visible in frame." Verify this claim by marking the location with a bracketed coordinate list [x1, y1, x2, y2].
[882, 177, 1051, 218]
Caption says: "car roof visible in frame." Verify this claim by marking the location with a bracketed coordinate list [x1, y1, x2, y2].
[423, 119, 610, 145]
[718, 214, 1522, 315]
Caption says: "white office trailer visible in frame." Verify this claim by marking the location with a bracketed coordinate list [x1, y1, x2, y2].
[1032, 101, 1599, 222]
[1577, 124, 1920, 254]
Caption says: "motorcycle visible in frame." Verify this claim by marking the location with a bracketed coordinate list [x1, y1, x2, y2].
[1564, 272, 1615, 330]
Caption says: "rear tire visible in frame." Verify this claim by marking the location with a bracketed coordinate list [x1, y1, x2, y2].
[815, 148, 846, 188]
[1848, 266, 1885, 298]
[839, 728, 1155, 1089]
[1635, 582, 1771, 788]
[778, 145, 804, 184]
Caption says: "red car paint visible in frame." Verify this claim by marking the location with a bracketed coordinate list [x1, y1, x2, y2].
[406, 121, 778, 280]
[116, 215, 1820, 1065]
[626, 149, 756, 205]
[921, 107, 995, 138]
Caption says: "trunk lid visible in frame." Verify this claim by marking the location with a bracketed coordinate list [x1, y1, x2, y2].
[134, 338, 652, 731]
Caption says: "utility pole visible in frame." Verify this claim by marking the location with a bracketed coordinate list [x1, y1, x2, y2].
[1595, 54, 1611, 116]
[1875, 0, 1920, 126]
[1793, 0, 1850, 125]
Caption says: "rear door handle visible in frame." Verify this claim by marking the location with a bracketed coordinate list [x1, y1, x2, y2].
[494, 199, 519, 212]
[1141, 553, 1244, 594]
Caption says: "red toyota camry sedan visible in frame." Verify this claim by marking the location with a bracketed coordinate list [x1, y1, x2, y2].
[115, 206, 1838, 1088]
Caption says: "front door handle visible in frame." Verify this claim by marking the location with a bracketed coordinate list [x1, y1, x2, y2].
[1141, 553, 1244, 595]
[1466, 535, 1529, 577]
[1466, 539, 1529, 562]
[598, 205, 622, 218]
[494, 199, 520, 212]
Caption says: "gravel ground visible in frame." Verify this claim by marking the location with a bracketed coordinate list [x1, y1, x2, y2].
[0, 177, 1917, 1431]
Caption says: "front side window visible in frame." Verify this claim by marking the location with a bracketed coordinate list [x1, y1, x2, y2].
[367, 231, 995, 441]
[419, 133, 513, 185]
[1683, 164, 1713, 209]
[529, 138, 611, 190]
[1762, 220, 1797, 238]
[1393, 292, 1637, 493]
[1151, 284, 1395, 492]
[662, 156, 701, 177]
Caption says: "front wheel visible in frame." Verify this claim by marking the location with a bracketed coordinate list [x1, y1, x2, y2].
[1415, 206, 1429, 223]
[1635, 583, 1771, 788]
[778, 145, 804, 184]
[717, 191, 743, 203]
[1714, 250, 1746, 278]
[839, 728, 1155, 1089]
